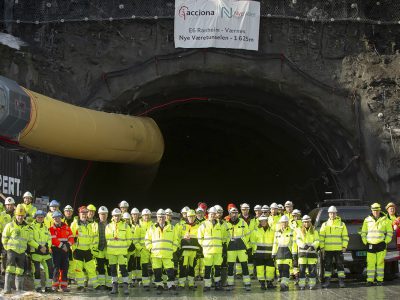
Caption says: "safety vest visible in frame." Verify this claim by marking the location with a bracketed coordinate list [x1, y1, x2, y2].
[268, 215, 280, 230]
[176, 221, 201, 251]
[70, 220, 98, 251]
[2, 220, 37, 254]
[105, 220, 132, 255]
[272, 227, 297, 259]
[145, 223, 177, 258]
[226, 218, 250, 251]
[361, 213, 393, 245]
[30, 220, 52, 253]
[296, 227, 319, 258]
[50, 222, 74, 248]
[22, 203, 37, 224]
[198, 219, 228, 255]
[251, 225, 275, 256]
[319, 217, 349, 251]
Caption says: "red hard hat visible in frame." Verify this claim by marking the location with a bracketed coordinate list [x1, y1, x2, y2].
[78, 206, 88, 213]
[198, 202, 207, 211]
[227, 203, 236, 211]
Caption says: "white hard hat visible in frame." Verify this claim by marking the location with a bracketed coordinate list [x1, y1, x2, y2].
[254, 205, 262, 211]
[302, 215, 311, 222]
[112, 208, 122, 216]
[261, 205, 270, 212]
[165, 208, 173, 215]
[229, 207, 239, 214]
[279, 215, 289, 223]
[214, 205, 223, 212]
[181, 206, 190, 213]
[98, 206, 108, 214]
[328, 206, 338, 213]
[258, 216, 268, 222]
[122, 212, 131, 219]
[131, 207, 140, 214]
[292, 209, 301, 215]
[284, 201, 293, 207]
[196, 207, 204, 212]
[277, 204, 284, 209]
[240, 203, 250, 209]
[119, 200, 129, 208]
[156, 209, 166, 216]
[208, 207, 217, 214]
[141, 208, 151, 215]
[5, 197, 15, 205]
[270, 203, 278, 209]
[64, 205, 73, 212]
[23, 191, 33, 198]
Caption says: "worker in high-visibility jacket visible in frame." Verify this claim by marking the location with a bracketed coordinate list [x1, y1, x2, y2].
[130, 207, 142, 285]
[295, 215, 319, 290]
[145, 209, 179, 295]
[135, 208, 153, 290]
[180, 206, 190, 225]
[2, 204, 38, 294]
[119, 201, 130, 214]
[284, 201, 294, 222]
[319, 205, 349, 288]
[194, 206, 206, 280]
[261, 205, 270, 217]
[44, 200, 62, 228]
[361, 203, 393, 286]
[62, 205, 76, 283]
[21, 191, 37, 224]
[175, 209, 201, 290]
[122, 212, 136, 286]
[272, 215, 297, 291]
[225, 207, 251, 291]
[105, 208, 132, 295]
[70, 206, 99, 291]
[198, 206, 228, 291]
[250, 215, 275, 290]
[290, 209, 302, 230]
[0, 197, 16, 274]
[49, 210, 74, 292]
[240, 203, 255, 278]
[268, 203, 281, 231]
[30, 210, 53, 292]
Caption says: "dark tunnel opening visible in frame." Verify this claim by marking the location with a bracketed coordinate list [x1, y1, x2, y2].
[79, 87, 350, 213]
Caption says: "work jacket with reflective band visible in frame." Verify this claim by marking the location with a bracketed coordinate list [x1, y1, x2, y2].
[0, 211, 13, 233]
[250, 225, 275, 257]
[2, 220, 38, 254]
[319, 217, 349, 251]
[268, 215, 280, 231]
[105, 220, 132, 256]
[284, 212, 294, 222]
[50, 222, 74, 249]
[296, 227, 319, 258]
[71, 220, 98, 251]
[290, 220, 302, 230]
[145, 223, 178, 259]
[136, 220, 153, 251]
[22, 203, 37, 224]
[272, 227, 297, 259]
[226, 218, 250, 251]
[176, 221, 201, 251]
[198, 219, 228, 255]
[361, 213, 393, 245]
[30, 221, 52, 253]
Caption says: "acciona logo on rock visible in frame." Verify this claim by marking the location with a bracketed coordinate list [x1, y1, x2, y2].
[178, 6, 215, 20]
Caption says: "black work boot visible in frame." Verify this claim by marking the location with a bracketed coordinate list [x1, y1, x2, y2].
[260, 281, 266, 290]
[339, 278, 345, 288]
[267, 280, 275, 289]
[110, 282, 118, 294]
[215, 281, 223, 291]
[322, 278, 330, 288]
[123, 282, 129, 295]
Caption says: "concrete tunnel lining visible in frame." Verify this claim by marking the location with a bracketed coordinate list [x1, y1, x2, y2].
[79, 72, 364, 212]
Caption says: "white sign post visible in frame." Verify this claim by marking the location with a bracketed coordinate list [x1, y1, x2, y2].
[174, 0, 260, 51]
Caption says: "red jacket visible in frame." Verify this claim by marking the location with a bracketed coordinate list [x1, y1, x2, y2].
[50, 222, 74, 248]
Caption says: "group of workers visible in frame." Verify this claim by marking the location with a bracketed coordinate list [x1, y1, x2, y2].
[0, 193, 398, 295]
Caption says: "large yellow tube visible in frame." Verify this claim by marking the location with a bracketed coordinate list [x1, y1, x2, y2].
[18, 88, 164, 165]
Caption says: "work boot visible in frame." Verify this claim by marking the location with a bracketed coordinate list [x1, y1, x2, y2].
[214, 281, 223, 291]
[77, 286, 85, 291]
[3, 273, 13, 294]
[280, 283, 288, 291]
[203, 286, 211, 292]
[156, 285, 163, 295]
[245, 284, 251, 291]
[267, 280, 275, 289]
[376, 281, 383, 286]
[123, 282, 129, 295]
[16, 275, 24, 292]
[322, 278, 330, 288]
[35, 287, 42, 292]
[169, 285, 178, 295]
[225, 285, 234, 291]
[366, 281, 374, 287]
[110, 282, 118, 295]
[45, 287, 54, 293]
[339, 279, 345, 288]
[260, 281, 266, 290]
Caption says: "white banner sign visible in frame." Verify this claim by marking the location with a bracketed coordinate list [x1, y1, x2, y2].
[174, 0, 260, 51]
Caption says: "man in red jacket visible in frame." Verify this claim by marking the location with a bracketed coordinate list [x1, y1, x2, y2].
[49, 211, 74, 292]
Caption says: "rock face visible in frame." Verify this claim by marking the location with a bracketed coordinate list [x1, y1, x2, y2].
[0, 17, 399, 205]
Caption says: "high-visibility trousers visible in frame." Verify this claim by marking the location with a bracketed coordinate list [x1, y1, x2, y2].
[152, 257, 175, 288]
[255, 256, 275, 281]
[73, 249, 99, 288]
[178, 250, 197, 287]
[140, 249, 151, 287]
[204, 254, 223, 287]
[227, 250, 250, 285]
[32, 253, 53, 289]
[5, 250, 25, 276]
[94, 249, 111, 287]
[298, 257, 317, 288]
[276, 258, 292, 286]
[367, 250, 386, 282]
[107, 254, 128, 284]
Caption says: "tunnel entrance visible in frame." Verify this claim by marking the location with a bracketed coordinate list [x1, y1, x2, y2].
[80, 74, 362, 212]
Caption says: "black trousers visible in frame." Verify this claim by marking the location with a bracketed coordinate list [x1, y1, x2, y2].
[324, 251, 344, 277]
[52, 248, 69, 286]
[34, 258, 54, 280]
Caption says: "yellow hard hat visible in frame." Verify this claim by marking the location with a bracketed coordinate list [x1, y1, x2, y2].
[15, 204, 26, 216]
[187, 209, 196, 217]
[385, 202, 396, 210]
[87, 204, 96, 211]
[371, 203, 381, 211]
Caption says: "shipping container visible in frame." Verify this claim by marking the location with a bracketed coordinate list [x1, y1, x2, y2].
[0, 144, 31, 199]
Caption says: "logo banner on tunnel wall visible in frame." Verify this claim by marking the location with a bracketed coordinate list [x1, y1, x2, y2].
[174, 0, 260, 51]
